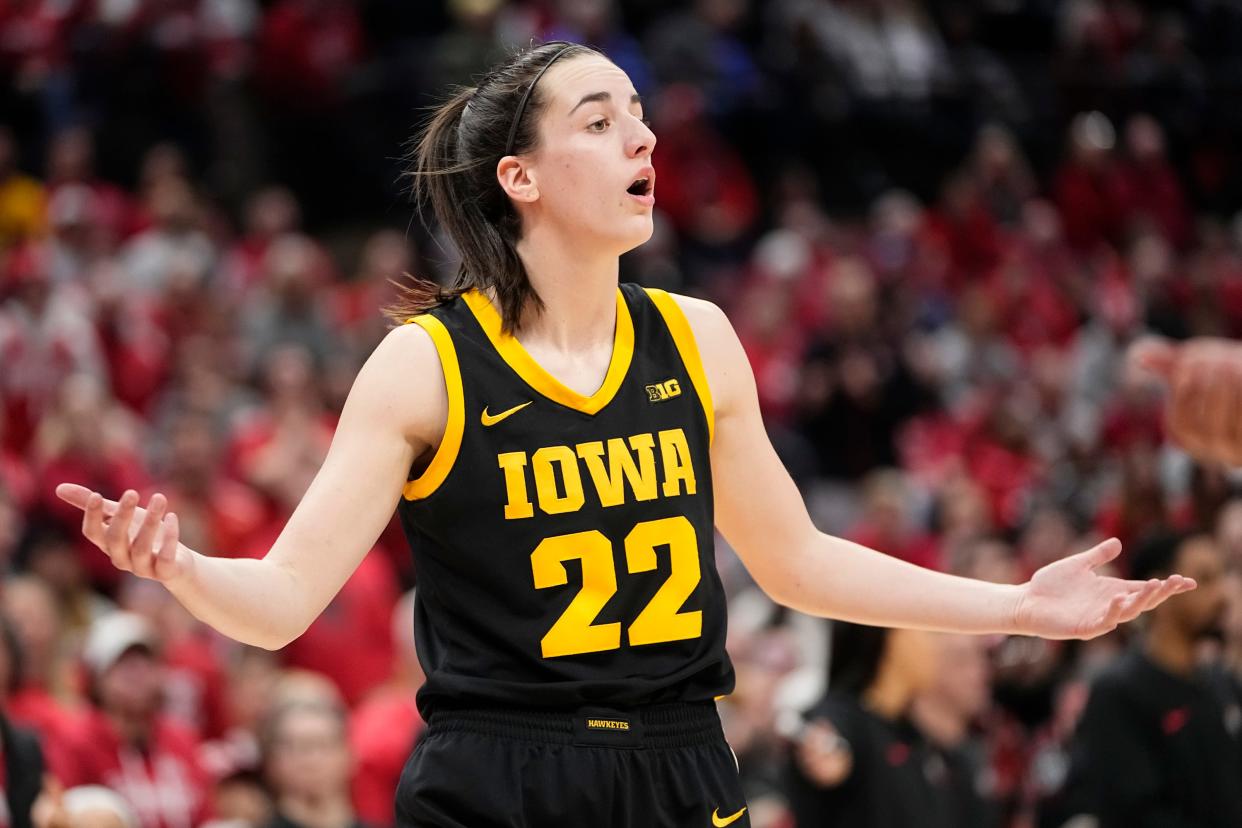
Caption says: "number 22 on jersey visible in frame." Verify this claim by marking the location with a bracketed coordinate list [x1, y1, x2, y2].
[530, 515, 702, 658]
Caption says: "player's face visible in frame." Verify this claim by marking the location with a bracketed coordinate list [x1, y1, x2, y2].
[520, 54, 656, 254]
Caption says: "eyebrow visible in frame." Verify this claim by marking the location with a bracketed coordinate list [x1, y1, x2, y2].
[568, 91, 643, 116]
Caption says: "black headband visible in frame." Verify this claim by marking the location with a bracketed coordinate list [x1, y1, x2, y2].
[504, 43, 576, 157]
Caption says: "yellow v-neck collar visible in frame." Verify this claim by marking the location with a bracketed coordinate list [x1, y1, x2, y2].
[462, 287, 634, 415]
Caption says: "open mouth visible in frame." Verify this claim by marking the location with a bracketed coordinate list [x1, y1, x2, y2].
[627, 177, 652, 197]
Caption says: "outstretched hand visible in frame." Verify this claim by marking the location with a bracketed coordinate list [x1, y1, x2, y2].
[1013, 537, 1195, 639]
[54, 483, 196, 586]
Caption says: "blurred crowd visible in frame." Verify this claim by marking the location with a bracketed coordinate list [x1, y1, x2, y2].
[4, 0, 1242, 827]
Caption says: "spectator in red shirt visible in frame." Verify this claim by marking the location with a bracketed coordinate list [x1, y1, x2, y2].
[116, 577, 230, 743]
[846, 469, 940, 570]
[920, 170, 1003, 284]
[44, 127, 138, 247]
[271, 542, 397, 708]
[1, 575, 91, 785]
[646, 84, 758, 251]
[31, 376, 150, 592]
[254, 0, 365, 113]
[349, 589, 424, 827]
[1116, 115, 1192, 250]
[1053, 111, 1128, 254]
[69, 612, 211, 828]
[0, 245, 107, 454]
[218, 188, 304, 300]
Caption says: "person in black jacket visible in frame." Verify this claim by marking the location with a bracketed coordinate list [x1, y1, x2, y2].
[1063, 530, 1242, 828]
[784, 621, 954, 828]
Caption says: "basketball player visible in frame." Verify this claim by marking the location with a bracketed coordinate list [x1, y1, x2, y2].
[55, 42, 1193, 827]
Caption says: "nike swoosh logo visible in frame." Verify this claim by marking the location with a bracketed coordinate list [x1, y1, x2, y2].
[712, 806, 747, 827]
[480, 401, 533, 427]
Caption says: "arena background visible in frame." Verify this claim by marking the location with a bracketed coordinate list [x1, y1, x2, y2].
[3, 0, 1242, 826]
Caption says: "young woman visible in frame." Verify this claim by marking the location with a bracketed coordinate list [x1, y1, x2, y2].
[56, 41, 1193, 827]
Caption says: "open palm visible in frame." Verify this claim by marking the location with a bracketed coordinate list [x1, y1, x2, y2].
[1014, 538, 1195, 639]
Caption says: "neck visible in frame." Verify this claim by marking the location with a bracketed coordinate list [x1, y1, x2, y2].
[279, 792, 353, 828]
[863, 669, 914, 720]
[1145, 622, 1196, 676]
[513, 224, 619, 351]
[910, 694, 967, 748]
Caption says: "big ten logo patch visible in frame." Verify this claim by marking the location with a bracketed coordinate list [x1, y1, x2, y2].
[646, 378, 681, 402]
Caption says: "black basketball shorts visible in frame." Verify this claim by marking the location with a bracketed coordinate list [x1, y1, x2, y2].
[394, 701, 751, 828]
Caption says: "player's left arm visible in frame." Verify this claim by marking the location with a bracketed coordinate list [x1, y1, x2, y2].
[670, 294, 1195, 639]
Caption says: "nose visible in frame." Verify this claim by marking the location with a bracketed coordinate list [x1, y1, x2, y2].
[628, 116, 656, 157]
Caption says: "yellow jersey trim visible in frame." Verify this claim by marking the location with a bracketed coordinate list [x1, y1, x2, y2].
[461, 287, 634, 416]
[402, 314, 464, 500]
[644, 288, 715, 445]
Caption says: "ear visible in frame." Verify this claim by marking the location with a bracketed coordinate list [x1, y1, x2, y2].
[496, 156, 539, 204]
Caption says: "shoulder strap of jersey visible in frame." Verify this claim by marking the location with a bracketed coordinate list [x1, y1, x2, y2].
[402, 311, 465, 500]
[641, 287, 715, 446]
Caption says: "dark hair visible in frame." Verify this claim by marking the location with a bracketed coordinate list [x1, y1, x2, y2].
[827, 621, 890, 697]
[385, 40, 604, 332]
[1129, 529, 1203, 581]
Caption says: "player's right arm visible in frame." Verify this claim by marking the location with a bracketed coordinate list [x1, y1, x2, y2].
[55, 321, 447, 650]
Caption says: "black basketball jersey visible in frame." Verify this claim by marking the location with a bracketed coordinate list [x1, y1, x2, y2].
[396, 282, 734, 717]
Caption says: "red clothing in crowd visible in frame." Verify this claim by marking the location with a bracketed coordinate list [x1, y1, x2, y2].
[920, 199, 1004, 285]
[349, 689, 424, 827]
[5, 685, 89, 784]
[255, 0, 366, 111]
[240, 523, 398, 706]
[162, 632, 230, 742]
[987, 255, 1080, 356]
[965, 434, 1041, 531]
[0, 447, 36, 512]
[67, 709, 211, 828]
[0, 0, 82, 77]
[46, 179, 139, 243]
[1053, 161, 1128, 252]
[847, 521, 941, 571]
[157, 478, 267, 561]
[280, 548, 398, 705]
[649, 92, 758, 244]
[95, 299, 172, 417]
[1116, 156, 1192, 249]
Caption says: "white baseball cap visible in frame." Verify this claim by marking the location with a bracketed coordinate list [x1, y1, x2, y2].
[82, 612, 158, 675]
